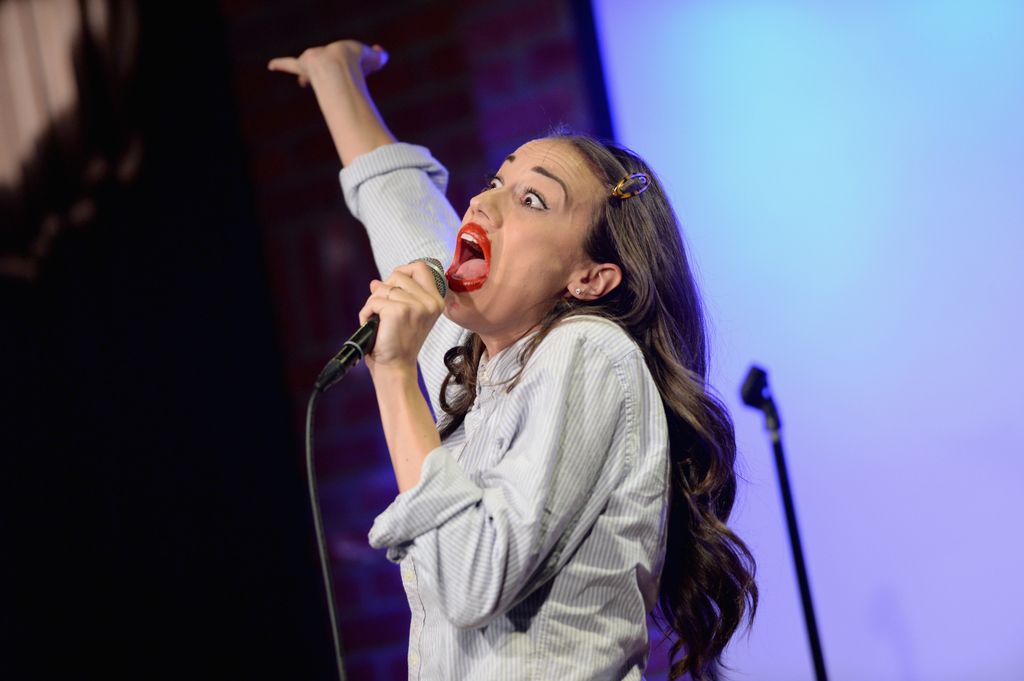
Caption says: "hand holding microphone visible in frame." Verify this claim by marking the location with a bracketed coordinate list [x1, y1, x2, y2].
[315, 258, 447, 392]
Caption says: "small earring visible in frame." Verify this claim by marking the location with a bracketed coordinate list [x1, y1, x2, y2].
[575, 287, 582, 295]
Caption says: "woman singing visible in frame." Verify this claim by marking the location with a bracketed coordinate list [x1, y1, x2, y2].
[270, 40, 756, 681]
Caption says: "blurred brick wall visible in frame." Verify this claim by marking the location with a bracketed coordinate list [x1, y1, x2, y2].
[219, 1, 605, 677]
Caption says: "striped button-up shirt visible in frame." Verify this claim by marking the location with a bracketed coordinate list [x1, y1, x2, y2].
[341, 144, 670, 680]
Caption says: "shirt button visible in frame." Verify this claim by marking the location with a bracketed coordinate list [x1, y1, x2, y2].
[401, 566, 415, 585]
[408, 651, 420, 667]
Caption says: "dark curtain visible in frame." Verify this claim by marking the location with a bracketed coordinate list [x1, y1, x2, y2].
[1, 3, 335, 678]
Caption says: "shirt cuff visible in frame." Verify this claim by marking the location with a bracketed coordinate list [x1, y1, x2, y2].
[368, 447, 483, 562]
[339, 143, 449, 219]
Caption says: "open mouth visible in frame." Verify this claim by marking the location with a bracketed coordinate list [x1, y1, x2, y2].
[446, 222, 491, 292]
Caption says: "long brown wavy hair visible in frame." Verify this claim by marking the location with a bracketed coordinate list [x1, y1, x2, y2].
[438, 133, 757, 681]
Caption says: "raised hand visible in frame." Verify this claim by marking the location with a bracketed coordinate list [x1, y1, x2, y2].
[267, 40, 395, 165]
[267, 40, 388, 88]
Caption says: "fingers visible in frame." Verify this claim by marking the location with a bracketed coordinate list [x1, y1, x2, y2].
[267, 56, 310, 87]
[270, 41, 389, 81]
[361, 44, 389, 75]
[357, 268, 442, 326]
[358, 280, 412, 324]
[391, 262, 447, 300]
[376, 271, 442, 310]
[358, 282, 391, 326]
[368, 280, 409, 303]
[356, 287, 416, 329]
[267, 56, 301, 74]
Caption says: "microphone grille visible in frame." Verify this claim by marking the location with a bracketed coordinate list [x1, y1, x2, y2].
[413, 257, 448, 298]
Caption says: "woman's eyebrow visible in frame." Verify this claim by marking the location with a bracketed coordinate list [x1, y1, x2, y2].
[530, 166, 569, 202]
[500, 153, 570, 204]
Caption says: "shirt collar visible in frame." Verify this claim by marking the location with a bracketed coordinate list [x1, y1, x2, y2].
[476, 331, 537, 390]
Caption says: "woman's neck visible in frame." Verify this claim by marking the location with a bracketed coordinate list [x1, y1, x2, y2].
[478, 320, 543, 360]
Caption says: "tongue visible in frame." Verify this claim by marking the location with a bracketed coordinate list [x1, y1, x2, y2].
[455, 258, 489, 280]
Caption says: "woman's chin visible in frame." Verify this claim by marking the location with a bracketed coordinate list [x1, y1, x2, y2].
[444, 288, 475, 320]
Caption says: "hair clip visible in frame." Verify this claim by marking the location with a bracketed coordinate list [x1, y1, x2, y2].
[611, 172, 651, 200]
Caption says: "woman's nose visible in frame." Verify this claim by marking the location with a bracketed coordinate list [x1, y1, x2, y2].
[468, 189, 496, 223]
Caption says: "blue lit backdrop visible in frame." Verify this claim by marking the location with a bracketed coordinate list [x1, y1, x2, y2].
[593, 2, 1024, 679]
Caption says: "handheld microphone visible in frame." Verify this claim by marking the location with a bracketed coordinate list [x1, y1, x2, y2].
[314, 257, 448, 392]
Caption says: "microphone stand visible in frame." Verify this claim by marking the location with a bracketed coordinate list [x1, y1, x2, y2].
[741, 366, 829, 681]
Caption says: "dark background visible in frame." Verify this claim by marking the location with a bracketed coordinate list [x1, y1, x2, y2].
[1, 1, 614, 678]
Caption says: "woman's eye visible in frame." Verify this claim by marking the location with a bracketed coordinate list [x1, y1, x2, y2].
[522, 190, 547, 210]
[483, 175, 502, 191]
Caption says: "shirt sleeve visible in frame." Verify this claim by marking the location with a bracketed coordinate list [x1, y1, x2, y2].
[339, 143, 467, 417]
[367, 329, 635, 629]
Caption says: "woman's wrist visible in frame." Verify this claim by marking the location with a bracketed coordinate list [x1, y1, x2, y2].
[369, 361, 419, 390]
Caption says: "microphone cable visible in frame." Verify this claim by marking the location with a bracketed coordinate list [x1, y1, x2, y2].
[305, 388, 347, 681]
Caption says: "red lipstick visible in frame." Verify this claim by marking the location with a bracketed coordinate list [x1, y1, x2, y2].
[446, 223, 491, 292]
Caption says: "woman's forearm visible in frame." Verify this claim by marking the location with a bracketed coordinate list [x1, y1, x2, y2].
[307, 60, 396, 166]
[371, 364, 441, 493]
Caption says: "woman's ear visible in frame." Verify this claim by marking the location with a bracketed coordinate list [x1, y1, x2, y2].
[568, 263, 622, 300]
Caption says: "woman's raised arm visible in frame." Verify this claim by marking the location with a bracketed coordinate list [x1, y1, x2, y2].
[268, 40, 395, 167]
[269, 40, 465, 420]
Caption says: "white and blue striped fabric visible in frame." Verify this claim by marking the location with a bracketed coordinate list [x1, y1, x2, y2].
[340, 144, 670, 681]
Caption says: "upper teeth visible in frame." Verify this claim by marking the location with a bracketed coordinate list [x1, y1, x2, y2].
[462, 233, 478, 245]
